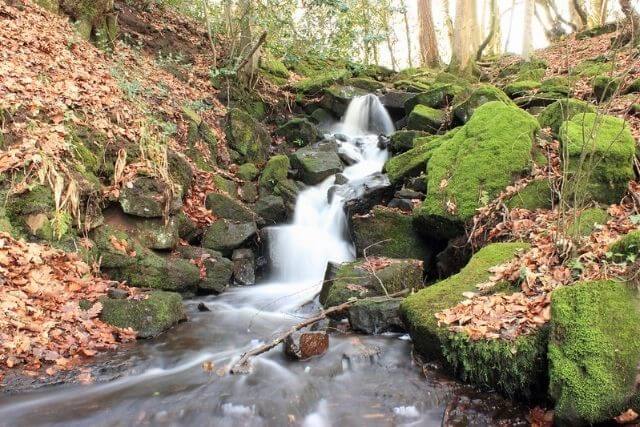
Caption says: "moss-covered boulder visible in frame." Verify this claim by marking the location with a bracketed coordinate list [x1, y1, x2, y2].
[104, 210, 180, 250]
[414, 102, 539, 240]
[176, 246, 233, 293]
[309, 108, 335, 124]
[320, 85, 367, 117]
[537, 99, 596, 135]
[592, 75, 621, 102]
[567, 207, 609, 237]
[609, 230, 640, 263]
[5, 185, 64, 241]
[452, 84, 514, 124]
[624, 78, 640, 94]
[384, 132, 456, 184]
[540, 77, 572, 97]
[238, 163, 259, 181]
[292, 69, 351, 95]
[167, 150, 194, 194]
[320, 258, 424, 310]
[275, 118, 320, 147]
[259, 55, 290, 84]
[225, 108, 271, 164]
[549, 280, 640, 425]
[201, 219, 257, 256]
[504, 80, 541, 98]
[404, 83, 462, 112]
[351, 206, 431, 261]
[407, 105, 446, 133]
[183, 107, 217, 168]
[290, 146, 343, 185]
[388, 130, 430, 154]
[570, 58, 613, 78]
[348, 296, 404, 334]
[345, 77, 385, 92]
[205, 192, 260, 223]
[100, 291, 186, 339]
[118, 176, 182, 218]
[560, 113, 635, 205]
[504, 179, 554, 211]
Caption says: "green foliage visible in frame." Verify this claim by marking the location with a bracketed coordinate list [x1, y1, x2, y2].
[549, 280, 640, 424]
[570, 58, 614, 77]
[567, 208, 609, 237]
[609, 230, 640, 263]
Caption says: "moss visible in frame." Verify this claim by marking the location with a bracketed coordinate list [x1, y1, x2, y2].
[404, 83, 463, 112]
[624, 78, 640, 94]
[205, 192, 257, 222]
[292, 69, 351, 95]
[414, 102, 539, 240]
[540, 77, 572, 96]
[275, 118, 319, 147]
[238, 163, 259, 181]
[212, 174, 237, 196]
[259, 155, 290, 193]
[498, 58, 547, 79]
[388, 130, 430, 154]
[4, 185, 70, 240]
[559, 113, 635, 205]
[549, 280, 640, 425]
[345, 77, 385, 92]
[609, 230, 640, 263]
[384, 133, 453, 184]
[352, 206, 431, 261]
[504, 80, 541, 98]
[505, 179, 553, 211]
[400, 242, 529, 360]
[260, 56, 290, 79]
[407, 104, 446, 132]
[537, 99, 596, 135]
[452, 84, 514, 123]
[100, 291, 186, 339]
[567, 207, 609, 237]
[393, 79, 432, 93]
[570, 58, 613, 78]
[592, 75, 621, 102]
[225, 108, 271, 164]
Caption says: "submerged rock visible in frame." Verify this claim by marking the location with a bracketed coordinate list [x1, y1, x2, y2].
[284, 331, 330, 360]
[348, 296, 404, 334]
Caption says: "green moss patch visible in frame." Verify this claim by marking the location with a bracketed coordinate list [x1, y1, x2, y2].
[567, 207, 609, 237]
[537, 98, 596, 135]
[452, 84, 514, 123]
[407, 105, 446, 133]
[292, 69, 351, 95]
[505, 179, 553, 211]
[609, 230, 640, 263]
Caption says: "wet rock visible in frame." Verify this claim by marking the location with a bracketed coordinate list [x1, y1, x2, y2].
[310, 108, 335, 125]
[395, 188, 424, 200]
[197, 302, 211, 312]
[255, 194, 287, 225]
[348, 296, 404, 334]
[225, 108, 271, 163]
[176, 245, 233, 293]
[275, 118, 320, 147]
[118, 176, 182, 218]
[337, 145, 359, 165]
[100, 291, 186, 338]
[436, 236, 472, 278]
[407, 175, 427, 194]
[334, 173, 349, 185]
[320, 85, 367, 117]
[284, 331, 329, 360]
[205, 192, 261, 223]
[343, 172, 394, 217]
[202, 219, 257, 256]
[232, 248, 255, 286]
[290, 146, 344, 185]
[378, 90, 414, 114]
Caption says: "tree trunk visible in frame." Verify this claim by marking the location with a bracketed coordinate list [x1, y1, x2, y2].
[477, 0, 499, 59]
[619, 0, 640, 44]
[442, 0, 456, 49]
[450, 0, 477, 74]
[522, 0, 535, 60]
[418, 0, 440, 67]
[571, 0, 589, 29]
[400, 0, 413, 68]
[588, 0, 609, 27]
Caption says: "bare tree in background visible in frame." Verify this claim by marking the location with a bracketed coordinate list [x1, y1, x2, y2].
[477, 0, 500, 59]
[442, 0, 456, 49]
[418, 0, 440, 67]
[522, 0, 535, 60]
[571, 0, 589, 29]
[589, 0, 609, 27]
[450, 0, 478, 74]
[619, 0, 640, 44]
[400, 0, 413, 68]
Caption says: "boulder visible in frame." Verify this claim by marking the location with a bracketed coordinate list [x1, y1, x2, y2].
[239, 182, 259, 203]
[414, 102, 539, 240]
[202, 219, 257, 256]
[406, 105, 446, 133]
[118, 176, 182, 218]
[608, 230, 640, 263]
[310, 108, 335, 124]
[237, 163, 259, 181]
[176, 246, 233, 293]
[503, 80, 541, 98]
[225, 108, 271, 163]
[292, 69, 351, 95]
[351, 206, 431, 261]
[559, 113, 635, 204]
[320, 85, 367, 117]
[320, 258, 424, 311]
[167, 150, 194, 194]
[275, 118, 320, 147]
[290, 146, 344, 185]
[549, 280, 640, 425]
[345, 77, 385, 92]
[348, 296, 404, 334]
[259, 155, 290, 193]
[103, 208, 180, 250]
[592, 75, 621, 102]
[378, 90, 415, 111]
[205, 192, 260, 223]
[284, 331, 329, 360]
[255, 194, 287, 225]
[342, 172, 394, 217]
[100, 291, 186, 339]
[504, 179, 554, 211]
[388, 130, 430, 154]
[232, 248, 255, 285]
[404, 83, 462, 112]
[452, 84, 514, 124]
[384, 133, 452, 184]
[537, 98, 596, 136]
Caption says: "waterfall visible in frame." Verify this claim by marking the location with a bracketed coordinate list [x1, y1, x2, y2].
[266, 95, 394, 289]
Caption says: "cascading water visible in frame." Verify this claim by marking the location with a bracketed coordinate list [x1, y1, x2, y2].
[0, 95, 525, 427]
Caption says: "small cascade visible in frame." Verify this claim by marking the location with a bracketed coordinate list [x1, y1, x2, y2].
[341, 93, 395, 135]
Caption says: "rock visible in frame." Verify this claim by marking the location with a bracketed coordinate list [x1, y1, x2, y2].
[435, 236, 471, 278]
[388, 130, 430, 154]
[342, 172, 394, 217]
[197, 302, 211, 312]
[537, 98, 596, 136]
[407, 105, 446, 132]
[275, 118, 320, 147]
[592, 75, 621, 102]
[503, 80, 540, 98]
[237, 163, 259, 181]
[504, 179, 553, 211]
[570, 57, 613, 78]
[320, 258, 424, 311]
[452, 84, 513, 124]
[514, 91, 565, 109]
[414, 102, 539, 240]
[567, 207, 609, 237]
[202, 219, 257, 256]
[290, 146, 344, 185]
[334, 173, 349, 185]
[560, 113, 635, 204]
[175, 211, 199, 242]
[239, 182, 258, 203]
[255, 194, 287, 225]
[225, 108, 271, 163]
[404, 83, 462, 112]
[351, 206, 431, 261]
[378, 90, 415, 112]
[100, 291, 186, 339]
[608, 230, 640, 262]
[167, 150, 194, 194]
[337, 144, 360, 165]
[103, 208, 180, 250]
[624, 78, 640, 94]
[213, 174, 238, 196]
[540, 77, 572, 96]
[232, 248, 255, 286]
[310, 108, 335, 124]
[118, 176, 182, 218]
[284, 331, 329, 360]
[292, 69, 351, 95]
[387, 198, 413, 211]
[549, 280, 640, 425]
[348, 297, 404, 334]
[176, 245, 233, 293]
[183, 107, 217, 168]
[4, 185, 60, 241]
[259, 155, 290, 193]
[395, 188, 424, 200]
[107, 287, 129, 300]
[401, 243, 547, 399]
[384, 132, 454, 184]
[407, 175, 427, 193]
[320, 85, 367, 117]
[345, 77, 385, 92]
[205, 192, 260, 223]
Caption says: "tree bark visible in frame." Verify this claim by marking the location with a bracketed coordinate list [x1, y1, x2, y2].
[619, 0, 640, 44]
[400, 0, 413, 68]
[442, 0, 456, 49]
[477, 0, 499, 59]
[418, 0, 440, 67]
[450, 0, 477, 74]
[522, 0, 535, 60]
[571, 0, 589, 29]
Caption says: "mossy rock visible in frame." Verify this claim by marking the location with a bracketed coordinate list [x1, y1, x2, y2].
[205, 192, 260, 223]
[167, 150, 194, 194]
[498, 58, 547, 79]
[260, 55, 290, 81]
[259, 155, 290, 193]
[176, 246, 233, 294]
[567, 207, 609, 237]
[212, 174, 237, 196]
[238, 163, 259, 181]
[388, 130, 430, 154]
[503, 80, 541, 98]
[592, 75, 621, 102]
[353, 63, 395, 81]
[414, 102, 539, 240]
[292, 69, 351, 95]
[400, 242, 529, 360]
[624, 78, 640, 94]
[348, 296, 404, 334]
[393, 79, 432, 93]
[569, 58, 613, 78]
[201, 219, 257, 256]
[537, 99, 596, 135]
[452, 84, 514, 124]
[225, 108, 271, 164]
[100, 291, 186, 339]
[540, 77, 572, 96]
[384, 132, 452, 184]
[255, 194, 287, 225]
[504, 179, 553, 211]
[275, 118, 320, 147]
[5, 185, 67, 241]
[118, 176, 182, 218]
[559, 113, 635, 205]
[309, 108, 335, 124]
[320, 85, 367, 117]
[549, 280, 640, 425]
[290, 146, 343, 185]
[608, 230, 640, 263]
[407, 105, 446, 133]
[404, 83, 463, 112]
[345, 77, 385, 92]
[106, 213, 180, 250]
[320, 258, 424, 310]
[351, 206, 431, 261]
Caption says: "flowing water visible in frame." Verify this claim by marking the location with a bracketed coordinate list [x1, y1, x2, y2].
[0, 95, 525, 426]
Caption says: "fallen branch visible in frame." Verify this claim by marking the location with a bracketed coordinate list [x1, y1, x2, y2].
[230, 288, 410, 374]
[235, 31, 267, 74]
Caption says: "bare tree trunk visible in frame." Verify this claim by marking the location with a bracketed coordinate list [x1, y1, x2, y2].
[571, 0, 589, 29]
[589, 0, 609, 26]
[418, 0, 441, 67]
[505, 0, 517, 51]
[400, 0, 413, 68]
[450, 0, 477, 74]
[522, 0, 535, 60]
[620, 0, 640, 44]
[477, 0, 499, 59]
[442, 0, 456, 49]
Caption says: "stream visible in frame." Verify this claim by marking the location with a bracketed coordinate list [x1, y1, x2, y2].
[0, 96, 527, 426]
